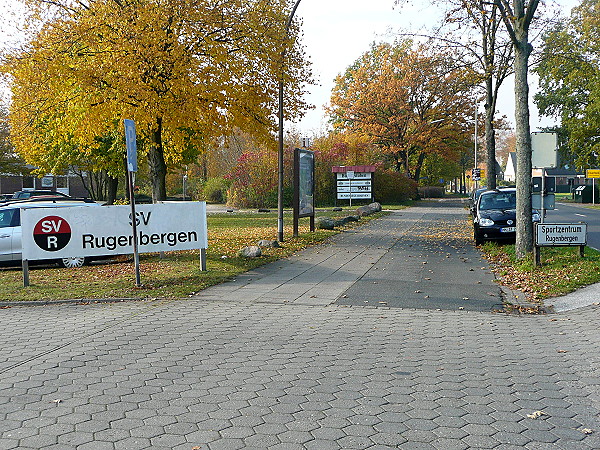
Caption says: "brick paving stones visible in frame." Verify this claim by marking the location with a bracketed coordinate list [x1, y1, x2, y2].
[0, 202, 599, 448]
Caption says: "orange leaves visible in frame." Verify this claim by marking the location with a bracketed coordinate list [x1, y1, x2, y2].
[329, 41, 477, 180]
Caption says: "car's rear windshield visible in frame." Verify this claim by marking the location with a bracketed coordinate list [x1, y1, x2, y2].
[479, 192, 516, 210]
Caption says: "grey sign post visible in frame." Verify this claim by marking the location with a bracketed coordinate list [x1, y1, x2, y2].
[124, 119, 141, 287]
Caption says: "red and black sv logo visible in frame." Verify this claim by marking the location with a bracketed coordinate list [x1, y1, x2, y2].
[33, 216, 72, 251]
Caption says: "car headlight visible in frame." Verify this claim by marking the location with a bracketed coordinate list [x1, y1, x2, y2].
[479, 218, 494, 226]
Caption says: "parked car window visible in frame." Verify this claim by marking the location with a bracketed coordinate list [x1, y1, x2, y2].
[479, 192, 516, 210]
[0, 208, 19, 228]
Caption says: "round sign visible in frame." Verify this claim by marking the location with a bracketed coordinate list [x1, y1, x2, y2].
[33, 215, 72, 252]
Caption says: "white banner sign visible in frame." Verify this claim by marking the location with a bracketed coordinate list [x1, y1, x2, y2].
[21, 202, 208, 261]
[535, 223, 587, 246]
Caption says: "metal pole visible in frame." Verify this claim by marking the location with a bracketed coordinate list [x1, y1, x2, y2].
[349, 178, 352, 208]
[128, 171, 142, 287]
[541, 168, 546, 223]
[277, 0, 303, 243]
[22, 259, 29, 287]
[200, 248, 207, 271]
[474, 102, 478, 190]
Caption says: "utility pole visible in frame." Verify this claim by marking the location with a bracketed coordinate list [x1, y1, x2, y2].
[474, 102, 478, 191]
[277, 0, 303, 242]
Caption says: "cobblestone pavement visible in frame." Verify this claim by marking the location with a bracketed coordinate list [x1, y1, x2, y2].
[0, 204, 599, 449]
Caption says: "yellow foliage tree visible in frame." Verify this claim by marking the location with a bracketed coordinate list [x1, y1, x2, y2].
[3, 0, 313, 201]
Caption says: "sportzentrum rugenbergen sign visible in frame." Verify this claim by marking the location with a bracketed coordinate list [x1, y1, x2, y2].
[21, 202, 208, 261]
[535, 223, 587, 247]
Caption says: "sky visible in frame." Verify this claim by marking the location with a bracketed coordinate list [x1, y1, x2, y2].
[1, 0, 580, 134]
[293, 0, 580, 135]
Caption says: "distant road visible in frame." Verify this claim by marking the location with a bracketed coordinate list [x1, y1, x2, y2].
[545, 203, 600, 250]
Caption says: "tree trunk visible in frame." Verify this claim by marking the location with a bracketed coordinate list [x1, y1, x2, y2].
[413, 152, 426, 182]
[514, 32, 533, 257]
[148, 116, 167, 202]
[106, 176, 118, 205]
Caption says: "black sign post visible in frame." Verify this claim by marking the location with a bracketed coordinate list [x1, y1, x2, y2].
[293, 148, 315, 237]
[124, 119, 141, 287]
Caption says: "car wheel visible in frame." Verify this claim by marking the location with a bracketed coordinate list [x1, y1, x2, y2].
[474, 228, 484, 246]
[60, 257, 88, 268]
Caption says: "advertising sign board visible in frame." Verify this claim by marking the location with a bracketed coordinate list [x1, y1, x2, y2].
[21, 202, 207, 261]
[297, 149, 314, 217]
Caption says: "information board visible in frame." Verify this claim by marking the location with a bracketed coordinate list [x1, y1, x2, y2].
[336, 172, 373, 200]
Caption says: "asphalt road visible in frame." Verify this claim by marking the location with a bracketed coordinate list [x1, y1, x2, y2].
[337, 202, 506, 311]
[545, 203, 600, 250]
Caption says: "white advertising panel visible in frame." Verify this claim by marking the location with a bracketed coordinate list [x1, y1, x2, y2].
[21, 202, 208, 261]
[535, 223, 587, 246]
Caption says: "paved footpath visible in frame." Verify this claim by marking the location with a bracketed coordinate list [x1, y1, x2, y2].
[0, 202, 599, 449]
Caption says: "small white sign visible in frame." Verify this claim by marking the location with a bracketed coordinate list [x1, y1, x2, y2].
[21, 202, 208, 261]
[346, 171, 355, 179]
[337, 192, 372, 200]
[337, 185, 372, 193]
[536, 223, 587, 246]
[337, 172, 371, 180]
[337, 180, 372, 187]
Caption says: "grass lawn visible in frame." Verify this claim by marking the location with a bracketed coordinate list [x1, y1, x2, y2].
[3, 202, 598, 305]
[0, 208, 390, 302]
[481, 242, 600, 302]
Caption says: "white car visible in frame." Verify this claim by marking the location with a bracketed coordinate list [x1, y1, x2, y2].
[0, 198, 103, 268]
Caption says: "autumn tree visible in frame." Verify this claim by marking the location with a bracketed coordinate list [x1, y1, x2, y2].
[328, 41, 477, 182]
[535, 0, 600, 170]
[3, 0, 313, 201]
[396, 0, 513, 190]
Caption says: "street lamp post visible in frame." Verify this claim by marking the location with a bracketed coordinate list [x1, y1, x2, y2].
[277, 0, 303, 242]
[474, 102, 479, 191]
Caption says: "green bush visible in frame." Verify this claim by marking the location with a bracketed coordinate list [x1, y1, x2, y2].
[202, 177, 230, 203]
[374, 169, 419, 203]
